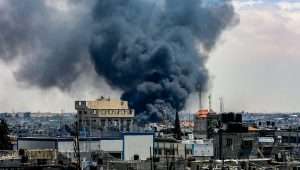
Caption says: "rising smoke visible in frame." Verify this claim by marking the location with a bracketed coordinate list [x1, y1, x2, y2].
[0, 0, 237, 122]
[0, 0, 93, 89]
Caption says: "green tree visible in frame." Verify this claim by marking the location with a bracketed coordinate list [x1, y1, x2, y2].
[0, 119, 10, 150]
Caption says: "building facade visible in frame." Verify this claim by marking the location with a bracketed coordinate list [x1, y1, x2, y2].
[75, 98, 135, 132]
[194, 109, 209, 139]
[17, 133, 154, 161]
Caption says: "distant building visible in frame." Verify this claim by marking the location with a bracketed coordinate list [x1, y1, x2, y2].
[194, 109, 218, 139]
[214, 131, 258, 159]
[153, 138, 213, 160]
[23, 112, 31, 119]
[75, 97, 135, 132]
[154, 138, 192, 159]
[194, 109, 209, 139]
[213, 113, 259, 159]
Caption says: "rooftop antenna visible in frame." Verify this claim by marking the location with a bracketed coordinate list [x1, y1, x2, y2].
[74, 116, 81, 170]
[199, 89, 203, 109]
[60, 109, 64, 129]
[208, 94, 212, 112]
[219, 97, 224, 113]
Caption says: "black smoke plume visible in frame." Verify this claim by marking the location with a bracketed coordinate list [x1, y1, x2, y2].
[89, 0, 237, 122]
[0, 0, 237, 122]
[0, 0, 93, 89]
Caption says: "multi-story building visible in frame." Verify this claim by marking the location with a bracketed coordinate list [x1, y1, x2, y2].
[194, 109, 209, 139]
[75, 97, 135, 132]
[194, 109, 218, 139]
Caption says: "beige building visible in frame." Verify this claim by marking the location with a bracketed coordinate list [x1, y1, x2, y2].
[75, 97, 135, 132]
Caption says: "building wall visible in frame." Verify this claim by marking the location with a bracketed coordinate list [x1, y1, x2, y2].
[18, 134, 155, 162]
[57, 139, 122, 153]
[193, 143, 214, 157]
[123, 134, 154, 161]
[87, 99, 130, 110]
[100, 139, 122, 152]
[275, 131, 300, 144]
[154, 141, 193, 159]
[75, 99, 135, 131]
[194, 117, 208, 139]
[18, 139, 56, 150]
[214, 132, 258, 159]
[26, 149, 57, 160]
[57, 139, 123, 161]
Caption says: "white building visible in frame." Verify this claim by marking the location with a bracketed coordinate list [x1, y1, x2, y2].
[123, 133, 154, 160]
[182, 139, 214, 158]
[17, 133, 154, 161]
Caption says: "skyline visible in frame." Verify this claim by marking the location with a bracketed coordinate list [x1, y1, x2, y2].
[0, 0, 299, 113]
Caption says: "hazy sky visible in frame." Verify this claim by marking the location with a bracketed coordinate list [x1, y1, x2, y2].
[206, 0, 300, 113]
[0, 0, 299, 113]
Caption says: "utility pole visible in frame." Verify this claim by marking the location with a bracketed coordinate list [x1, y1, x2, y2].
[219, 97, 224, 113]
[60, 109, 64, 131]
[74, 116, 81, 170]
[199, 90, 203, 109]
[174, 112, 182, 140]
[64, 122, 80, 169]
[208, 94, 212, 112]
[150, 147, 153, 170]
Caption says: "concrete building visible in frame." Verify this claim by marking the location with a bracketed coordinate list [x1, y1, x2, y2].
[154, 138, 193, 160]
[194, 109, 218, 139]
[17, 133, 154, 162]
[210, 113, 259, 160]
[17, 137, 57, 150]
[75, 97, 135, 132]
[17, 137, 123, 161]
[0, 150, 60, 168]
[194, 109, 209, 139]
[190, 139, 214, 159]
[214, 132, 259, 160]
[123, 133, 154, 161]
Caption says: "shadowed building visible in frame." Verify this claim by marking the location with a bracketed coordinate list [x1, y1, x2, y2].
[194, 109, 209, 139]
[75, 97, 135, 132]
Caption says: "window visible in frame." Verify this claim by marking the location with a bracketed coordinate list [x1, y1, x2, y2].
[226, 138, 232, 147]
[101, 120, 105, 127]
[241, 140, 253, 149]
[158, 149, 162, 155]
[124, 110, 129, 115]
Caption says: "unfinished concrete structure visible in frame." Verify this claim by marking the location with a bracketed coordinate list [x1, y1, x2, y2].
[75, 97, 135, 132]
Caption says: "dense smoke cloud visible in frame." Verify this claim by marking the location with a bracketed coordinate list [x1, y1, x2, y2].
[0, 0, 237, 122]
[90, 0, 237, 121]
[0, 0, 93, 89]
